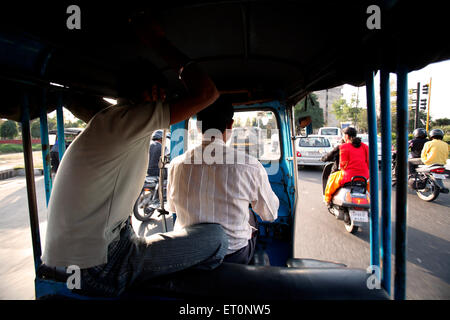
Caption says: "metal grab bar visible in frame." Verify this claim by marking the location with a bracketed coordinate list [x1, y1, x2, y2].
[380, 69, 392, 296]
[39, 89, 52, 206]
[21, 92, 43, 273]
[394, 67, 408, 300]
[365, 70, 380, 269]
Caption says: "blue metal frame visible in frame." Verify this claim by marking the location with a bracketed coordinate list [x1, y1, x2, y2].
[365, 71, 380, 268]
[380, 70, 392, 295]
[39, 90, 53, 205]
[394, 67, 408, 300]
[56, 93, 66, 160]
[170, 120, 187, 158]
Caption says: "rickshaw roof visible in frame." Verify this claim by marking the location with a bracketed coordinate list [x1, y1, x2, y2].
[0, 0, 449, 121]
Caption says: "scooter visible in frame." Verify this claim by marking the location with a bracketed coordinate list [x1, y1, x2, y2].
[392, 151, 449, 202]
[322, 162, 371, 234]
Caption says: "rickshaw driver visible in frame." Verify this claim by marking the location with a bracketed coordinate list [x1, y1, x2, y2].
[42, 20, 229, 297]
[167, 98, 279, 265]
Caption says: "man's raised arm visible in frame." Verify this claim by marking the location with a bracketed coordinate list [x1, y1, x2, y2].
[132, 17, 219, 124]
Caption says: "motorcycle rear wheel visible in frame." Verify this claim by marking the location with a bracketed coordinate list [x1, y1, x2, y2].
[133, 190, 156, 221]
[416, 179, 440, 202]
[344, 213, 359, 234]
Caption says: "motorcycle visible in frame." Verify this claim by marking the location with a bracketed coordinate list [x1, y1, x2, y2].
[133, 131, 171, 222]
[133, 176, 167, 221]
[322, 162, 371, 234]
[392, 150, 449, 202]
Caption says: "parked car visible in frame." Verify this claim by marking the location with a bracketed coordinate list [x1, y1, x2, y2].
[296, 135, 333, 167]
[359, 134, 382, 162]
[317, 127, 342, 148]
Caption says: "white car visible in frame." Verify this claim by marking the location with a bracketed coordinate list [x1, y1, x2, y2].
[317, 127, 342, 148]
[296, 135, 333, 167]
[359, 134, 382, 162]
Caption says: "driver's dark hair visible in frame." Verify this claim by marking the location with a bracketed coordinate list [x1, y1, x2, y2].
[343, 127, 361, 148]
[117, 58, 168, 103]
[196, 96, 234, 134]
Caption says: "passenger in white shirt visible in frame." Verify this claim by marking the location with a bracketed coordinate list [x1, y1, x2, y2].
[167, 97, 279, 264]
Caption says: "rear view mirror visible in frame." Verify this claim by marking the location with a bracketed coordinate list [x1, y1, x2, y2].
[298, 116, 312, 128]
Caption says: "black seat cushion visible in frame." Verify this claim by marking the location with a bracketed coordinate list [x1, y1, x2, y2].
[38, 262, 389, 300]
[126, 262, 389, 300]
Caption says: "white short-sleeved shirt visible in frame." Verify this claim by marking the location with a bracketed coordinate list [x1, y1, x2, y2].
[42, 101, 170, 268]
[167, 139, 279, 254]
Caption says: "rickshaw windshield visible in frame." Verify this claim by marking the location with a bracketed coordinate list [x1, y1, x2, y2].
[187, 110, 281, 161]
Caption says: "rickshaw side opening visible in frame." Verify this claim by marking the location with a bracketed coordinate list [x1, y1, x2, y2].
[1, 1, 449, 301]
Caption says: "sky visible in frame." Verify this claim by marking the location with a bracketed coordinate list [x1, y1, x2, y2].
[342, 59, 450, 120]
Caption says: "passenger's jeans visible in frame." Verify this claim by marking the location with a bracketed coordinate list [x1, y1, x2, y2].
[75, 219, 228, 297]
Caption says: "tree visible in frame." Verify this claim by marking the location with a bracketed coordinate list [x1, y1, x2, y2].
[331, 94, 368, 132]
[294, 93, 324, 132]
[31, 120, 41, 138]
[233, 117, 242, 128]
[357, 108, 368, 133]
[0, 120, 19, 139]
[432, 118, 450, 127]
[47, 117, 57, 131]
[65, 119, 87, 128]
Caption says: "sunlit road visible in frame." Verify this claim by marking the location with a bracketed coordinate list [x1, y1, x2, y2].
[1, 166, 449, 300]
[294, 166, 450, 300]
[0, 176, 47, 300]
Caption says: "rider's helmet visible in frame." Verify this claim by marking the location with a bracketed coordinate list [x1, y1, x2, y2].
[151, 130, 163, 141]
[429, 128, 444, 140]
[413, 128, 427, 139]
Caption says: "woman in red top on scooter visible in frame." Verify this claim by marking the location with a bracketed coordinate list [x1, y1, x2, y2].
[324, 127, 370, 205]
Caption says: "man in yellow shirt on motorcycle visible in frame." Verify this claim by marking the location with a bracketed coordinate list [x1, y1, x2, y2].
[421, 129, 450, 166]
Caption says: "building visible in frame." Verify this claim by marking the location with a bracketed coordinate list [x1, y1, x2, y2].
[313, 85, 344, 127]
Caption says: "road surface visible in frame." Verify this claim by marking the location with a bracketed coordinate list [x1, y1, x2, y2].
[294, 165, 450, 300]
[0, 167, 449, 299]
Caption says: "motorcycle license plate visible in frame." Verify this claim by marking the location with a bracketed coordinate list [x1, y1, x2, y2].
[349, 210, 369, 223]
[432, 173, 447, 179]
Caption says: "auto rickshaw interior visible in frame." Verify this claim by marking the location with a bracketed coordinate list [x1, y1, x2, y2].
[1, 1, 449, 300]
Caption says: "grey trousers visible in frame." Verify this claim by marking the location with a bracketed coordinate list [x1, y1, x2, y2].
[76, 219, 228, 297]
[408, 158, 424, 175]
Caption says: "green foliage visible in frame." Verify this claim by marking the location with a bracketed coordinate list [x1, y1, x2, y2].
[244, 117, 254, 127]
[0, 120, 19, 139]
[432, 125, 450, 136]
[65, 119, 87, 128]
[331, 94, 368, 132]
[294, 93, 324, 132]
[0, 144, 42, 154]
[31, 120, 41, 138]
[47, 117, 57, 131]
[27, 115, 87, 140]
[432, 118, 450, 126]
[443, 135, 450, 144]
[407, 109, 428, 132]
[356, 108, 368, 133]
